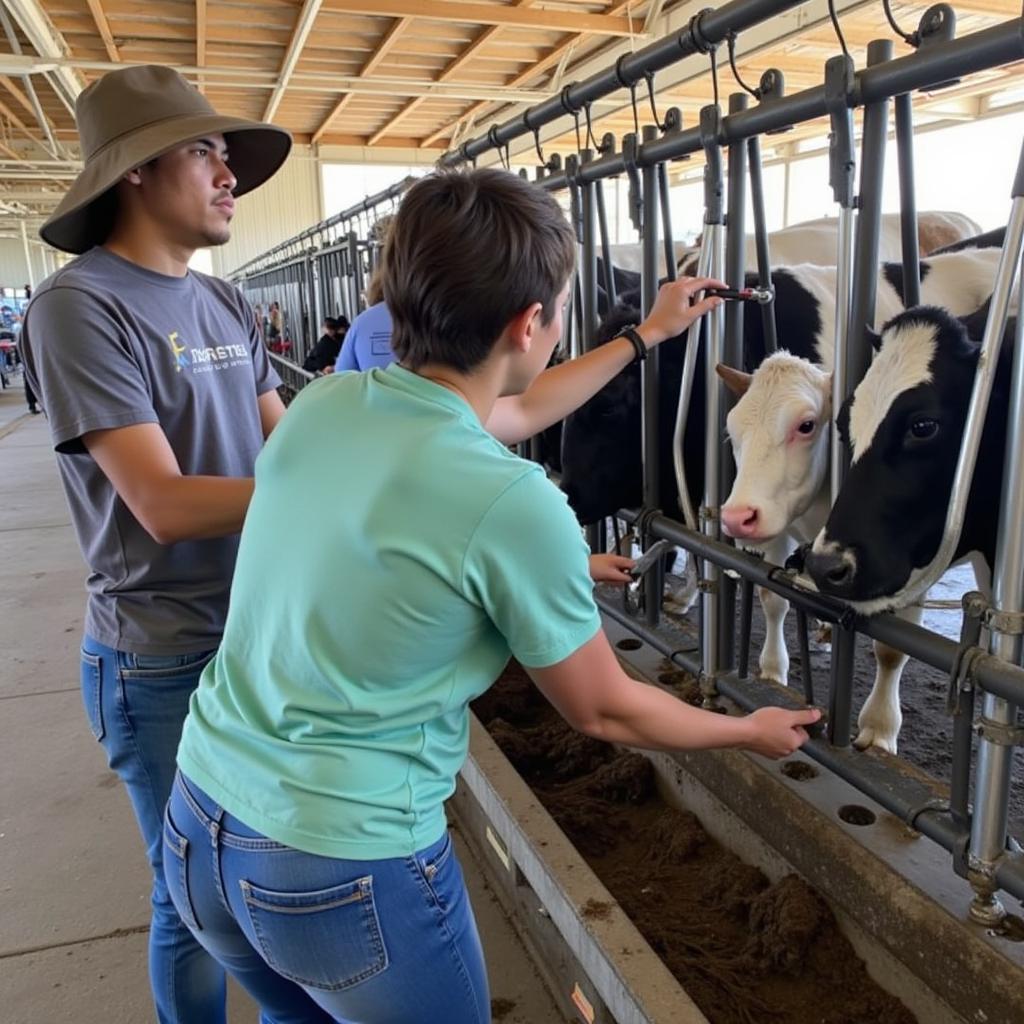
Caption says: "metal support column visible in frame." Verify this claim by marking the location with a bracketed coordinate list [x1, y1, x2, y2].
[968, 148, 1024, 920]
[720, 92, 748, 673]
[828, 40, 892, 746]
[580, 148, 605, 553]
[641, 125, 663, 625]
[699, 105, 727, 697]
[894, 91, 921, 307]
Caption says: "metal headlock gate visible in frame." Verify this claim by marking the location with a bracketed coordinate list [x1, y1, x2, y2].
[230, 176, 412, 389]
[441, 0, 1024, 926]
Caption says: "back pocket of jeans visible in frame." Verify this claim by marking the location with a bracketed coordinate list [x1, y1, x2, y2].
[240, 876, 388, 991]
[80, 650, 104, 741]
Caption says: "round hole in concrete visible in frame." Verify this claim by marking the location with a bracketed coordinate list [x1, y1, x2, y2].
[838, 804, 876, 826]
[658, 671, 688, 686]
[781, 761, 819, 782]
[616, 638, 642, 651]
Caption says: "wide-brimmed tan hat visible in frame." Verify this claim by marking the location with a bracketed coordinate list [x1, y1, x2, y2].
[41, 64, 292, 254]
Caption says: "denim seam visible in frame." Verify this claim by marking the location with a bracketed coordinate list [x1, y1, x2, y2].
[406, 854, 481, 1019]
[80, 650, 103, 741]
[239, 878, 388, 991]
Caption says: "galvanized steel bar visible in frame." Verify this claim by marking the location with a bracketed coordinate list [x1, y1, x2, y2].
[894, 91, 921, 307]
[746, 133, 777, 355]
[968, 242, 1024, 924]
[440, 0, 805, 168]
[641, 124, 663, 625]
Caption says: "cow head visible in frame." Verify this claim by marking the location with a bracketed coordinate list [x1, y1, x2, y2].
[719, 352, 832, 546]
[806, 306, 980, 612]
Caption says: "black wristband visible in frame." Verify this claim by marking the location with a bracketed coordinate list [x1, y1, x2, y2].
[617, 325, 647, 364]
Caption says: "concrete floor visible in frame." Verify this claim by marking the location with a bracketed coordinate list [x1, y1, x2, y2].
[0, 377, 565, 1024]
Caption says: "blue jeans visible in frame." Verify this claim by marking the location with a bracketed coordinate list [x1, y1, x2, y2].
[81, 636, 226, 1024]
[164, 772, 491, 1024]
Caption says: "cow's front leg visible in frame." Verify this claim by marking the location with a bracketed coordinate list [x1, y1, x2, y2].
[756, 536, 794, 685]
[856, 603, 924, 754]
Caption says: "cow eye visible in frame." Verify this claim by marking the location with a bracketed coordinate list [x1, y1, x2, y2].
[796, 419, 816, 435]
[907, 417, 939, 441]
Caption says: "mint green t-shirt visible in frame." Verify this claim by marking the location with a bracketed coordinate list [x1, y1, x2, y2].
[177, 364, 601, 859]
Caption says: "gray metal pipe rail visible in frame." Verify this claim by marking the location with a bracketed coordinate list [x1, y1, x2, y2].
[233, 176, 413, 279]
[531, 19, 1024, 188]
[595, 591, 1024, 906]
[440, 0, 804, 168]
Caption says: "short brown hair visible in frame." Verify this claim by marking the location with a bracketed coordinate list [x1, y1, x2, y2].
[383, 168, 575, 372]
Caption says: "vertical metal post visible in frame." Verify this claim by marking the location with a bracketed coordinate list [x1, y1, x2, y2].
[720, 92, 748, 674]
[579, 150, 600, 343]
[825, 53, 857, 505]
[894, 92, 921, 307]
[641, 125, 663, 625]
[828, 40, 892, 747]
[580, 149, 605, 553]
[747, 135, 777, 355]
[699, 105, 726, 698]
[658, 162, 678, 283]
[968, 194, 1024, 923]
[346, 230, 362, 316]
[596, 181, 617, 307]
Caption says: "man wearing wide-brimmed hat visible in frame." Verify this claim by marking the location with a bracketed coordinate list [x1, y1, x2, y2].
[20, 65, 304, 1023]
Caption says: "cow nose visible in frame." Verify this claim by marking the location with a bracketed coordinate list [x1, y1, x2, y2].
[806, 549, 856, 594]
[721, 505, 759, 538]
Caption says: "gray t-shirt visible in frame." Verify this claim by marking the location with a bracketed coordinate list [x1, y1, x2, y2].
[22, 247, 281, 654]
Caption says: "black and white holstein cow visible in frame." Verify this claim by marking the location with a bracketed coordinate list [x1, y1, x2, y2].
[560, 249, 1007, 717]
[562, 246, 1006, 527]
[806, 303, 1006, 614]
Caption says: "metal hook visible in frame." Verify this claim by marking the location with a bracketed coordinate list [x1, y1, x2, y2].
[583, 102, 600, 152]
[726, 32, 760, 99]
[643, 71, 667, 132]
[533, 128, 546, 167]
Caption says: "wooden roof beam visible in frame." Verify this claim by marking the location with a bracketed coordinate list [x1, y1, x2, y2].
[263, 0, 323, 122]
[84, 0, 121, 63]
[312, 17, 411, 144]
[322, 0, 640, 37]
[368, 0, 536, 146]
[196, 0, 207, 71]
[419, 0, 637, 148]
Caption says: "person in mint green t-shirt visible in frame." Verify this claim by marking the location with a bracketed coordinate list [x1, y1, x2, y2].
[168, 168, 821, 1024]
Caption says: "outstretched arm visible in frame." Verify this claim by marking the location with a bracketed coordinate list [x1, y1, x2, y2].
[486, 276, 725, 445]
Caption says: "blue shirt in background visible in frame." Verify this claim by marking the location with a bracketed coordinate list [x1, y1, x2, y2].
[335, 301, 394, 371]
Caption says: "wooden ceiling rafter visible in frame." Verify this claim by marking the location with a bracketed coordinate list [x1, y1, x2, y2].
[84, 0, 122, 63]
[311, 18, 413, 144]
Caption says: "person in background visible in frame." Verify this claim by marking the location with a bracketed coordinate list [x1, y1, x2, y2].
[334, 272, 393, 372]
[20, 64, 292, 1024]
[167, 167, 819, 1024]
[302, 315, 343, 375]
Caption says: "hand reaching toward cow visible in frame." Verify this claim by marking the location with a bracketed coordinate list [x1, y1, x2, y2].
[588, 553, 635, 584]
[634, 276, 728, 348]
[740, 706, 823, 758]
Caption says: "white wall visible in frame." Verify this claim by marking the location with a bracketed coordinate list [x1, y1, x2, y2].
[210, 145, 323, 279]
[0, 237, 53, 289]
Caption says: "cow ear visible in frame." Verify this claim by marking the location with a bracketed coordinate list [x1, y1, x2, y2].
[716, 363, 753, 396]
[865, 324, 884, 352]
